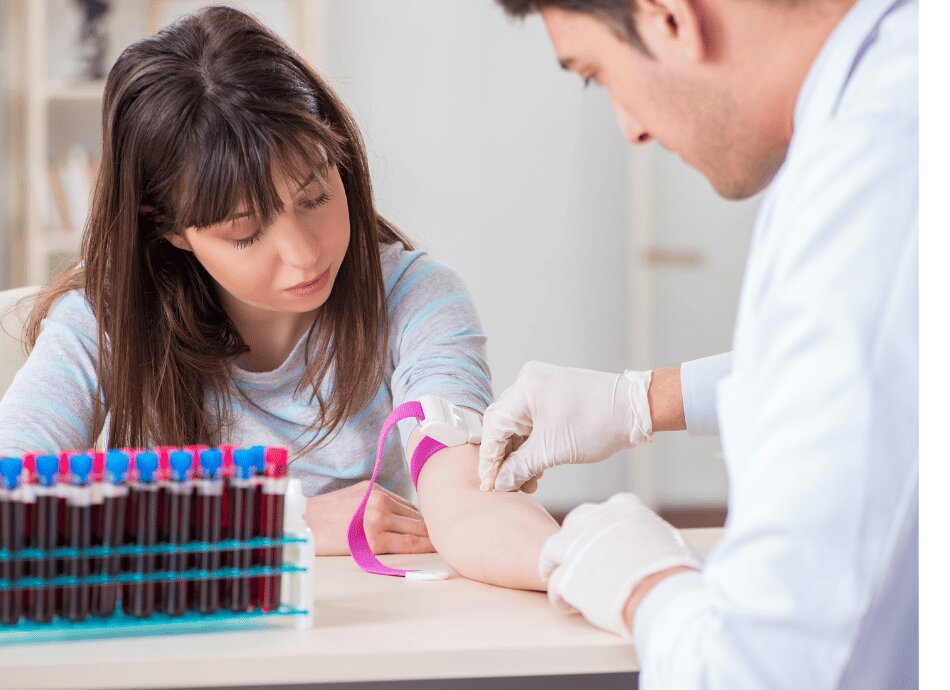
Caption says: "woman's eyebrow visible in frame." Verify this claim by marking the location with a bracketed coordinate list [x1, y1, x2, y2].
[201, 172, 324, 229]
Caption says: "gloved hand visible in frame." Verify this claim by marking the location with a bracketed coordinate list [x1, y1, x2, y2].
[539, 493, 703, 638]
[478, 361, 653, 492]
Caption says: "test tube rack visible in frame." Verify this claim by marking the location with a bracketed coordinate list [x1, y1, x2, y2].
[0, 445, 314, 643]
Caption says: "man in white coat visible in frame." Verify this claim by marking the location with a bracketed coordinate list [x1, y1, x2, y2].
[482, 0, 918, 687]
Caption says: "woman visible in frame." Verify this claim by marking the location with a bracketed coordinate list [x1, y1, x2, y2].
[0, 6, 555, 589]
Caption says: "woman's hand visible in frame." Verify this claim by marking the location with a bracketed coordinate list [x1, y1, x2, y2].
[305, 480, 435, 556]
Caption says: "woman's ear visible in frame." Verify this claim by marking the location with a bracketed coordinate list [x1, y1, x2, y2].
[637, 0, 709, 64]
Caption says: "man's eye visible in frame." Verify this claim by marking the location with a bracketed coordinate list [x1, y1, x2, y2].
[583, 76, 593, 89]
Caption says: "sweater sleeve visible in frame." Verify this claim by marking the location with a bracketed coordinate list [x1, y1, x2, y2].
[0, 291, 101, 456]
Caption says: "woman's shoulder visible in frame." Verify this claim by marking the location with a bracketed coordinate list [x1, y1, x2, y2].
[43, 289, 98, 341]
[378, 242, 468, 300]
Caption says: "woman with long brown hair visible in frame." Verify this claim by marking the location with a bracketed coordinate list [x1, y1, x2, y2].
[0, 6, 557, 587]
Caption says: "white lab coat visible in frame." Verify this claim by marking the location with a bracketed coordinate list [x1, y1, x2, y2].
[633, 1, 918, 688]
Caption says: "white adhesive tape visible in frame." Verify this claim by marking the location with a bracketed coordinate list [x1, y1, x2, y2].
[405, 570, 451, 581]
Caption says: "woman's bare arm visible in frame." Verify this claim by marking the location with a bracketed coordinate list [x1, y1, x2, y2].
[412, 431, 558, 591]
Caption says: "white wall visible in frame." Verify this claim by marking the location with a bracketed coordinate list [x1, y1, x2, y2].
[319, 0, 634, 511]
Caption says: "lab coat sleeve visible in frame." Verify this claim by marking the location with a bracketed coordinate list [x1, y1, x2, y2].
[680, 352, 731, 435]
[631, 113, 918, 689]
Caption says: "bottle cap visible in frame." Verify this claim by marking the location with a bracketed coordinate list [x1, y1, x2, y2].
[156, 446, 174, 481]
[219, 445, 237, 478]
[264, 447, 289, 478]
[169, 449, 193, 482]
[136, 450, 159, 483]
[58, 451, 75, 483]
[90, 450, 106, 483]
[105, 450, 130, 485]
[69, 453, 94, 485]
[199, 448, 224, 479]
[36, 455, 58, 486]
[23, 453, 37, 480]
[0, 457, 23, 490]
[250, 445, 266, 475]
[232, 449, 257, 480]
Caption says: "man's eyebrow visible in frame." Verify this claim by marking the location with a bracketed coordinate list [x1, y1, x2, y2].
[206, 171, 323, 227]
[558, 57, 576, 70]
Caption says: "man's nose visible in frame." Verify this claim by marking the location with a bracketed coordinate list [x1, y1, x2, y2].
[611, 100, 652, 145]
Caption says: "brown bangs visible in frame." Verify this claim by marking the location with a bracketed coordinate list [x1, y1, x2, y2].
[163, 115, 344, 235]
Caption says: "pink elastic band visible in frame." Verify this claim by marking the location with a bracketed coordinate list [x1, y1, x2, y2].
[346, 401, 447, 577]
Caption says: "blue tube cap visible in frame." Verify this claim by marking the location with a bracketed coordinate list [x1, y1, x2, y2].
[69, 453, 94, 485]
[232, 449, 257, 480]
[0, 457, 23, 490]
[136, 450, 159, 483]
[169, 449, 193, 482]
[250, 445, 266, 475]
[105, 450, 130, 485]
[36, 455, 58, 486]
[199, 448, 223, 479]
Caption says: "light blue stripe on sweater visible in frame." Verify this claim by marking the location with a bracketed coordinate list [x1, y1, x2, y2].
[4, 394, 91, 441]
[387, 262, 446, 315]
[398, 292, 473, 350]
[404, 379, 493, 408]
[427, 355, 491, 386]
[384, 250, 425, 295]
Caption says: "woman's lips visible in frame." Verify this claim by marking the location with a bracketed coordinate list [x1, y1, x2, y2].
[286, 268, 331, 297]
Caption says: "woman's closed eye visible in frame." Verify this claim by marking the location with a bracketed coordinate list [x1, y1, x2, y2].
[230, 192, 333, 249]
[299, 190, 332, 210]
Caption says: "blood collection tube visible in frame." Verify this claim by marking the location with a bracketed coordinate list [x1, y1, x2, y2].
[159, 450, 193, 617]
[0, 457, 25, 625]
[192, 448, 223, 614]
[62, 453, 94, 622]
[215, 445, 235, 608]
[92, 451, 129, 618]
[27, 455, 59, 623]
[256, 447, 288, 611]
[225, 449, 256, 613]
[124, 450, 159, 618]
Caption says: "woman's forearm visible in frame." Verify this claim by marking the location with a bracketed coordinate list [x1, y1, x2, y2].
[414, 439, 558, 591]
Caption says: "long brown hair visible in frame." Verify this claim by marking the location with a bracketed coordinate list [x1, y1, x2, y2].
[24, 5, 410, 451]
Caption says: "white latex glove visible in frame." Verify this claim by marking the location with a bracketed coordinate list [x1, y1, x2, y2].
[479, 361, 653, 492]
[539, 493, 702, 638]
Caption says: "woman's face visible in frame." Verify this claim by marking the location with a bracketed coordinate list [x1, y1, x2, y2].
[167, 163, 351, 320]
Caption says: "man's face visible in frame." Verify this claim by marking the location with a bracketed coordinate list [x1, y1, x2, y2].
[541, 7, 788, 200]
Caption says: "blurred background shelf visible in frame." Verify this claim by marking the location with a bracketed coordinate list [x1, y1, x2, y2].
[5, 0, 320, 287]
[43, 80, 106, 102]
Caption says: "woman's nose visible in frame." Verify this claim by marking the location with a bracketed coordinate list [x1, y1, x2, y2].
[275, 213, 321, 269]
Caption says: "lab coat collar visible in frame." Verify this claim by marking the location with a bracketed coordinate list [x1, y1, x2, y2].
[793, 0, 909, 136]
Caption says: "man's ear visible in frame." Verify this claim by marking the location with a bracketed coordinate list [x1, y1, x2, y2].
[636, 0, 709, 64]
[164, 231, 193, 253]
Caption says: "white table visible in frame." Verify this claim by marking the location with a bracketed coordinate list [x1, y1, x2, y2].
[0, 528, 722, 689]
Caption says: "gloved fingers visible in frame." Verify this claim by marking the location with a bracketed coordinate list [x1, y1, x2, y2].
[478, 401, 533, 489]
[490, 437, 547, 492]
[538, 516, 580, 584]
[545, 565, 579, 615]
[520, 471, 542, 494]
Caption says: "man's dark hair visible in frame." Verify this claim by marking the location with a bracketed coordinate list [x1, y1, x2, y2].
[496, 0, 646, 52]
